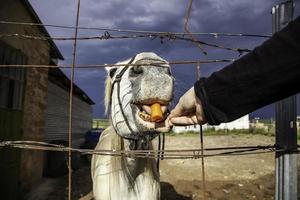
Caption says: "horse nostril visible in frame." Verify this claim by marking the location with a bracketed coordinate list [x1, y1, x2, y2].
[132, 66, 143, 74]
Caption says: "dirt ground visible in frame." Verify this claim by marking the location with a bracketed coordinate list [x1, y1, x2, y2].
[159, 135, 277, 200]
[27, 135, 300, 200]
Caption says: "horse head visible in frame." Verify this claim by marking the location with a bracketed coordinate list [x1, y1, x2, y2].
[104, 52, 174, 148]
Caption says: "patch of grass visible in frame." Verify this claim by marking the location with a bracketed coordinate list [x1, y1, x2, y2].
[91, 120, 300, 140]
[167, 128, 276, 137]
[93, 118, 110, 129]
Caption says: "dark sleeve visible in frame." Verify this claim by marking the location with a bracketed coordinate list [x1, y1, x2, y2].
[194, 16, 300, 125]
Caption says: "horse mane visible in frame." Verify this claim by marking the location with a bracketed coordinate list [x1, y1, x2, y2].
[104, 58, 131, 115]
[104, 74, 112, 115]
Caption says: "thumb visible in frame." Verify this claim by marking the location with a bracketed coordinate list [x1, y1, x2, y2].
[169, 103, 184, 119]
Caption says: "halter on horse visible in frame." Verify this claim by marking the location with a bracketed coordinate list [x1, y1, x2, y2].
[109, 54, 171, 150]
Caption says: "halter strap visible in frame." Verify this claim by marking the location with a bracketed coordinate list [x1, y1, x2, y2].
[110, 55, 164, 152]
[111, 56, 136, 138]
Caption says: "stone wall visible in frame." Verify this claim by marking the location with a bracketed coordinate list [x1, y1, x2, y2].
[0, 0, 52, 194]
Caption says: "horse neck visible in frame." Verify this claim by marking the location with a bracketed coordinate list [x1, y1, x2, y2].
[122, 138, 148, 165]
[121, 138, 156, 178]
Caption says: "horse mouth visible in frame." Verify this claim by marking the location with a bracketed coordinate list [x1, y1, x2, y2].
[137, 104, 168, 122]
[133, 103, 170, 132]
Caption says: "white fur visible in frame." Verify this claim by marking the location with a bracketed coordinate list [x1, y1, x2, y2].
[92, 52, 171, 200]
[91, 127, 160, 200]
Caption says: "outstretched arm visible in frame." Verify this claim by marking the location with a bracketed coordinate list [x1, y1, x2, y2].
[169, 16, 300, 125]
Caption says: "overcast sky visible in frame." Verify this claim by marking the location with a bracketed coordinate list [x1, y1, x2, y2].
[29, 0, 300, 118]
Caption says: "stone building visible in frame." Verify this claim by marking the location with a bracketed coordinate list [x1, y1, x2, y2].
[0, 0, 94, 198]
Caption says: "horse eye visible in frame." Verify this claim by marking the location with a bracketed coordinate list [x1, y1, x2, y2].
[131, 66, 143, 74]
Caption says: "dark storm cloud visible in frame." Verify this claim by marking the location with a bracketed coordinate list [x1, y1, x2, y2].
[29, 0, 300, 118]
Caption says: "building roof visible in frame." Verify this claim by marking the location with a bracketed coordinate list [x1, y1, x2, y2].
[48, 68, 95, 105]
[22, 1, 93, 105]
[22, 0, 64, 60]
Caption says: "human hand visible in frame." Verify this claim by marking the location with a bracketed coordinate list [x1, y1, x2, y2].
[168, 87, 207, 125]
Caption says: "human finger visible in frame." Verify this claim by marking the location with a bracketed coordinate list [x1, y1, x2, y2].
[169, 115, 199, 125]
[168, 103, 185, 119]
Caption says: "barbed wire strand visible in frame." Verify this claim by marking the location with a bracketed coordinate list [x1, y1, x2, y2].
[0, 20, 271, 38]
[0, 140, 293, 159]
[0, 59, 235, 69]
[0, 140, 278, 152]
[0, 32, 252, 54]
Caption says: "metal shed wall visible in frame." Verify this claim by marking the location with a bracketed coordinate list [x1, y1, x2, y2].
[45, 81, 92, 146]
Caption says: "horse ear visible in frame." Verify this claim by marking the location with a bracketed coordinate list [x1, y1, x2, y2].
[105, 66, 118, 78]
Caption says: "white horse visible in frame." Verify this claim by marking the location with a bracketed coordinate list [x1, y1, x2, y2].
[91, 52, 174, 200]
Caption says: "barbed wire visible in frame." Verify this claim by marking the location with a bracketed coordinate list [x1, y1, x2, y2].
[0, 59, 235, 68]
[0, 20, 271, 38]
[0, 140, 293, 159]
[0, 32, 252, 54]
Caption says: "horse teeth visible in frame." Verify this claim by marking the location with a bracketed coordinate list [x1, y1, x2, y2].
[139, 111, 151, 122]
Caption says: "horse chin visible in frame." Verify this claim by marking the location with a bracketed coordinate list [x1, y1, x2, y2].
[132, 104, 170, 133]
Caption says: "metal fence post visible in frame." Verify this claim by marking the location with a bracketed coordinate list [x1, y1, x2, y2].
[272, 1, 297, 200]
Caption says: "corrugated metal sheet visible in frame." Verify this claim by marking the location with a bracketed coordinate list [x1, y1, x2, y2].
[45, 81, 92, 146]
